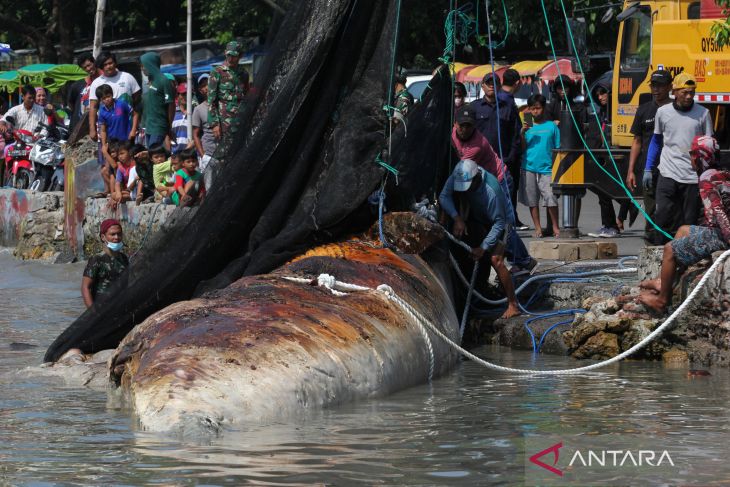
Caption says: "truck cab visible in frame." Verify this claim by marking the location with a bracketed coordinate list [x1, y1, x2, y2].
[613, 0, 729, 148]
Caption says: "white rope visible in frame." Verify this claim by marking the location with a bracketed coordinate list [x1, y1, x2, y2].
[283, 273, 436, 381]
[282, 248, 730, 375]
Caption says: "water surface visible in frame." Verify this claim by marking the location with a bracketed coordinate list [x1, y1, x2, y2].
[1, 251, 728, 486]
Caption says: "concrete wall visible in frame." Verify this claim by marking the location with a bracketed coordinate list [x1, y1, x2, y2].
[0, 189, 67, 259]
[81, 198, 186, 257]
[0, 187, 184, 261]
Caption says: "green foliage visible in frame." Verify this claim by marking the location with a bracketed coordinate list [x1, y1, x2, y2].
[710, 0, 730, 48]
[199, 0, 273, 43]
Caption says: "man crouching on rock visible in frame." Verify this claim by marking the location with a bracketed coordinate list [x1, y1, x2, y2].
[639, 136, 729, 313]
[439, 159, 521, 318]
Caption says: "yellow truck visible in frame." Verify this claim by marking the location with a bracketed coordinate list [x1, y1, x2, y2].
[612, 0, 729, 147]
[552, 0, 729, 236]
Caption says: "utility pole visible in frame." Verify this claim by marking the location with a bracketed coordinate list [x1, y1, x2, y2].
[93, 0, 106, 58]
[186, 0, 193, 139]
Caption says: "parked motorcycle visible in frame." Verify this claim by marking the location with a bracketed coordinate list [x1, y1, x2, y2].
[3, 128, 35, 190]
[29, 121, 68, 192]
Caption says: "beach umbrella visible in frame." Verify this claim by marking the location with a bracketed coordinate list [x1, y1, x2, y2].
[16, 64, 87, 93]
[0, 71, 20, 92]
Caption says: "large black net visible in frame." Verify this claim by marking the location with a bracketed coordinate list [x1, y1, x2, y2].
[45, 0, 455, 362]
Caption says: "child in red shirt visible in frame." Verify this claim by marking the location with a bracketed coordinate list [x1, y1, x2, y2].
[171, 148, 205, 207]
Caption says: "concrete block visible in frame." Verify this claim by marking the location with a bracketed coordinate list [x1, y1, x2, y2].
[529, 239, 618, 262]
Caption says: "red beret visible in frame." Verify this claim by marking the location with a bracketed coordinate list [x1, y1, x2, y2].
[100, 219, 121, 236]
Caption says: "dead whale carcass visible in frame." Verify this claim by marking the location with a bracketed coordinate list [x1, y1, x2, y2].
[110, 239, 458, 433]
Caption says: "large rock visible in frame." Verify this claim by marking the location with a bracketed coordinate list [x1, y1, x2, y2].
[561, 249, 730, 366]
[572, 331, 620, 360]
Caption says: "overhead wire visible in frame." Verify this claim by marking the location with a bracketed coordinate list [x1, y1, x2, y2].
[538, 0, 673, 240]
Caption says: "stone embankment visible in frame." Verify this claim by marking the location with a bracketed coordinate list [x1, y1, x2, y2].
[0, 187, 182, 261]
[478, 246, 730, 367]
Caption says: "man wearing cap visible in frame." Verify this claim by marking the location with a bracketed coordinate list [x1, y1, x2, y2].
[208, 40, 250, 140]
[639, 136, 728, 313]
[625, 69, 673, 243]
[644, 72, 714, 243]
[439, 160, 522, 318]
[81, 219, 129, 308]
[140, 52, 175, 149]
[171, 82, 191, 154]
[460, 97, 537, 273]
[452, 106, 506, 181]
[470, 74, 522, 186]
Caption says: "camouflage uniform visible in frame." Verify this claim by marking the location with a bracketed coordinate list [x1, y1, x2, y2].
[207, 41, 249, 135]
[82, 252, 129, 300]
[394, 88, 414, 118]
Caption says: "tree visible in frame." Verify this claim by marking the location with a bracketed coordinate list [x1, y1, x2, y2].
[710, 0, 730, 47]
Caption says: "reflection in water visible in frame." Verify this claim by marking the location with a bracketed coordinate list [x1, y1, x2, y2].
[1, 251, 729, 485]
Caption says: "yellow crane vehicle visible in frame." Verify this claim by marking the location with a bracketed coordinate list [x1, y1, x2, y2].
[552, 0, 729, 237]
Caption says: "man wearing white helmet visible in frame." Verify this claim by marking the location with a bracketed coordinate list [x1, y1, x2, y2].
[640, 135, 729, 313]
[439, 159, 521, 318]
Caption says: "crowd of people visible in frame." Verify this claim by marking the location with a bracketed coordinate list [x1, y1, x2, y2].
[0, 40, 249, 210]
[2, 50, 727, 315]
[408, 67, 727, 316]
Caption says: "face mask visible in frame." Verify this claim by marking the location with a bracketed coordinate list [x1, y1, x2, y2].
[454, 97, 464, 107]
[106, 241, 123, 252]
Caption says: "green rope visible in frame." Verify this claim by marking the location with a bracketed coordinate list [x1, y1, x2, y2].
[476, 0, 510, 49]
[386, 0, 403, 114]
[538, 0, 673, 240]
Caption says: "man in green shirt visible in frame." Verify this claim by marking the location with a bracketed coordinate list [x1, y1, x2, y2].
[140, 52, 175, 149]
[208, 40, 249, 140]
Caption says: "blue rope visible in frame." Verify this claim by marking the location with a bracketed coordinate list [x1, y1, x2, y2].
[537, 318, 574, 353]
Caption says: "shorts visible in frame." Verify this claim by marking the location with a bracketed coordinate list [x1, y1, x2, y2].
[519, 169, 557, 207]
[670, 225, 728, 267]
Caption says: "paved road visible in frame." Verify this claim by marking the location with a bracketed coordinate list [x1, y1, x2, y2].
[514, 190, 650, 258]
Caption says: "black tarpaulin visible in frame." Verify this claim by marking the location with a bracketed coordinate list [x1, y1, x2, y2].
[45, 0, 454, 362]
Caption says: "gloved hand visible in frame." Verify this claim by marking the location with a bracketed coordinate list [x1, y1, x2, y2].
[642, 170, 654, 191]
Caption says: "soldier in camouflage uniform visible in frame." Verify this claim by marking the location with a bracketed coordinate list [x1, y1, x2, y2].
[208, 40, 250, 140]
[81, 219, 129, 308]
[393, 74, 414, 122]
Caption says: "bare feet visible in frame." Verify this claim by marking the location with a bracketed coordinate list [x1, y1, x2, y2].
[534, 230, 543, 238]
[500, 304, 522, 319]
[637, 291, 668, 314]
[180, 194, 193, 207]
[639, 278, 661, 293]
[553, 227, 560, 239]
[616, 218, 624, 232]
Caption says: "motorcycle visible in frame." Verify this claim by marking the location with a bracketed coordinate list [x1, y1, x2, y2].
[29, 121, 68, 192]
[3, 128, 35, 190]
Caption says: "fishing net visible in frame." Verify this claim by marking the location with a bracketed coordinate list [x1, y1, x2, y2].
[45, 0, 454, 362]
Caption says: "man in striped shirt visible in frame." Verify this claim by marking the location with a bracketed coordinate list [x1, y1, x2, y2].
[171, 83, 190, 154]
[0, 85, 45, 134]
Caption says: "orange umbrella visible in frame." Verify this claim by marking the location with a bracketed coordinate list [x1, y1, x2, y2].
[538, 58, 582, 83]
[459, 64, 507, 83]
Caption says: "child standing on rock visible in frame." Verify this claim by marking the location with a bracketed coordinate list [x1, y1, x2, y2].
[81, 219, 129, 308]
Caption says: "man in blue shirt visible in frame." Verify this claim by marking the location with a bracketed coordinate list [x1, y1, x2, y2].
[440, 159, 521, 318]
[469, 76, 535, 274]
